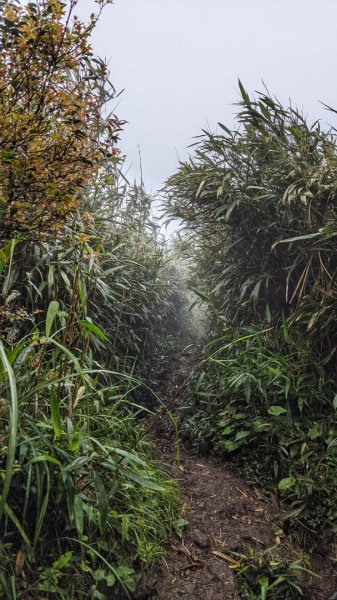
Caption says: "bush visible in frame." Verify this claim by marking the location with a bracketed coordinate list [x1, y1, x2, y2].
[182, 327, 337, 530]
[0, 311, 181, 597]
[165, 83, 337, 535]
[233, 546, 308, 599]
[0, 2, 187, 595]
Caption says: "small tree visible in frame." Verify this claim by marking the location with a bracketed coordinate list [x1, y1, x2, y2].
[0, 0, 121, 241]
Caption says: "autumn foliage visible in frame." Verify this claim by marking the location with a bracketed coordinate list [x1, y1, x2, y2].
[0, 0, 121, 241]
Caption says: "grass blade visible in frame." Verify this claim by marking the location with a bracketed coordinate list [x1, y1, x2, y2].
[0, 342, 18, 520]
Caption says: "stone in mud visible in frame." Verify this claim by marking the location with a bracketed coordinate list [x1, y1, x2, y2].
[188, 528, 212, 548]
[133, 581, 157, 599]
[180, 582, 197, 596]
[208, 558, 230, 580]
[221, 500, 249, 518]
[207, 560, 238, 598]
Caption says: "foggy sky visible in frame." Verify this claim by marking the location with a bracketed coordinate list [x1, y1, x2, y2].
[77, 0, 337, 192]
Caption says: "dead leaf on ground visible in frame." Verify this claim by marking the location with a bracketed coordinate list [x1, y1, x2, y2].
[15, 547, 25, 575]
[212, 550, 241, 568]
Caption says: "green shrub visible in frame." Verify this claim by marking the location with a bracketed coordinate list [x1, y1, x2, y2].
[165, 84, 337, 535]
[0, 332, 180, 598]
[233, 547, 309, 599]
[182, 327, 337, 530]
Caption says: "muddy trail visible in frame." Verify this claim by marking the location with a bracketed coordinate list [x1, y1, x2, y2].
[134, 354, 336, 600]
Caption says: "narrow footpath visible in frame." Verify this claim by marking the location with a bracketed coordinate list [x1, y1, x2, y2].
[135, 354, 336, 600]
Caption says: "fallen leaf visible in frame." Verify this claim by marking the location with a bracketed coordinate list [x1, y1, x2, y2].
[212, 550, 241, 567]
[15, 548, 25, 575]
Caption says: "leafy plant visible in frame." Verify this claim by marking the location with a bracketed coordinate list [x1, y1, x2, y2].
[0, 3, 190, 596]
[165, 84, 337, 537]
[0, 0, 121, 241]
[233, 547, 309, 599]
[0, 325, 181, 597]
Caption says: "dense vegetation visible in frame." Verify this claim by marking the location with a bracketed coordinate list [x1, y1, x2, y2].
[2, 1, 337, 598]
[166, 83, 337, 539]
[0, 1, 189, 597]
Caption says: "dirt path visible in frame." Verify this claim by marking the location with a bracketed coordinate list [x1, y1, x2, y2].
[135, 354, 336, 600]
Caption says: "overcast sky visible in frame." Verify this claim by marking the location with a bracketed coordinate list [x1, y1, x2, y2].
[77, 0, 337, 192]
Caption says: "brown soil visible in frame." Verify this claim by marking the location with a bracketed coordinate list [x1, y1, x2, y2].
[135, 354, 337, 600]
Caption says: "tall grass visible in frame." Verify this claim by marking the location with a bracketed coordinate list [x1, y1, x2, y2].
[0, 2, 192, 596]
[0, 341, 18, 520]
[0, 172, 190, 598]
[165, 84, 337, 536]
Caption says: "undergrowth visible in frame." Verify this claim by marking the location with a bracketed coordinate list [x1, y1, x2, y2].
[0, 299, 182, 598]
[182, 327, 337, 532]
[233, 546, 310, 599]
